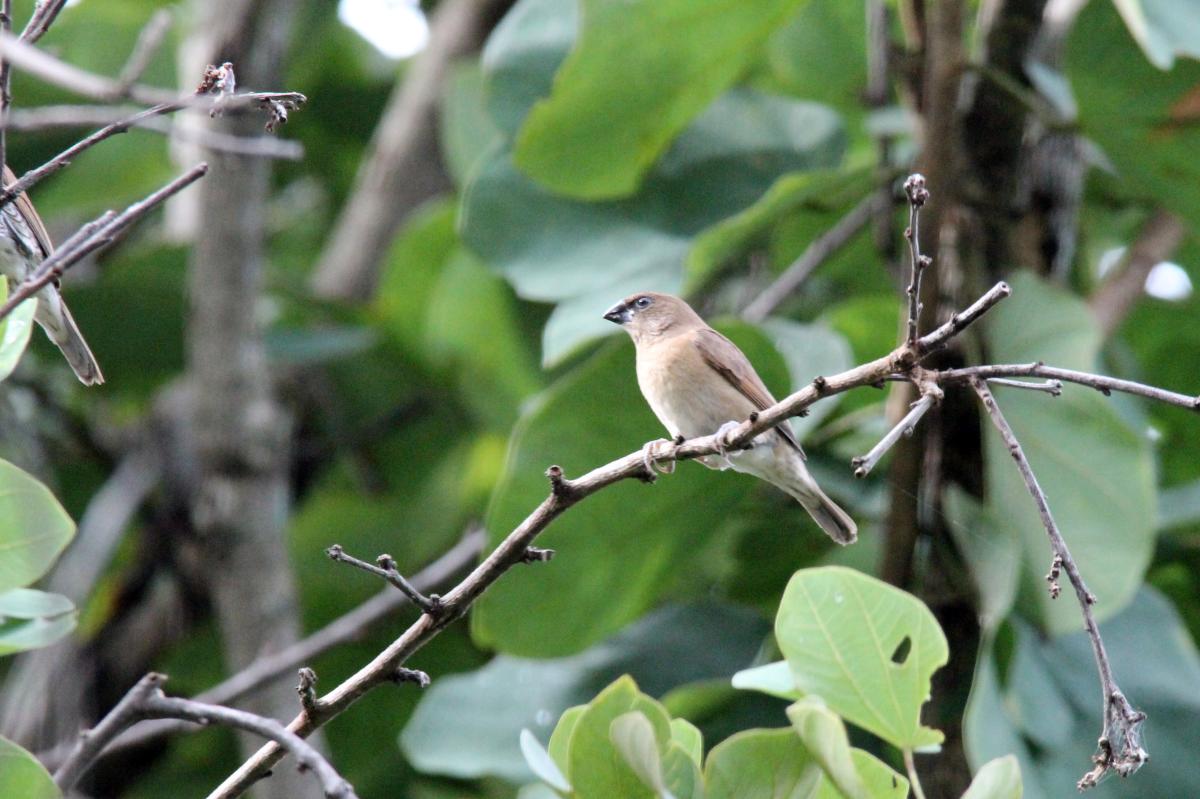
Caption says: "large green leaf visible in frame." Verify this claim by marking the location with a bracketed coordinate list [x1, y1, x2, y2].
[472, 327, 789, 657]
[965, 589, 1200, 799]
[481, 0, 577, 136]
[0, 459, 75, 594]
[462, 84, 844, 363]
[775, 566, 948, 749]
[512, 0, 811, 199]
[0, 735, 59, 799]
[983, 272, 1156, 633]
[0, 588, 76, 656]
[1069, 1, 1200, 221]
[0, 282, 36, 383]
[403, 604, 768, 782]
[704, 727, 822, 799]
[568, 677, 672, 798]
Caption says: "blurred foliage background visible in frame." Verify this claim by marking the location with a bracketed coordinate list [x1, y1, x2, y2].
[0, 0, 1199, 797]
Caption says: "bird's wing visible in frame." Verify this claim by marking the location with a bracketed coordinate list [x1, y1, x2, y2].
[3, 165, 53, 258]
[692, 327, 804, 456]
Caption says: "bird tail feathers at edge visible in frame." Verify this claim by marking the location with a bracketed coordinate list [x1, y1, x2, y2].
[788, 484, 858, 546]
[50, 301, 104, 386]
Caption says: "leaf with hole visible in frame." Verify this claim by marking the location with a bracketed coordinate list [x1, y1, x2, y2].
[775, 566, 948, 749]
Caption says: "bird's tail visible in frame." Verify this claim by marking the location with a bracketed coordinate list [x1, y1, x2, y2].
[781, 473, 857, 546]
[38, 296, 103, 385]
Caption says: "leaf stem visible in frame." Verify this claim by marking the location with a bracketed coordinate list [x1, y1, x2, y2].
[903, 748, 927, 799]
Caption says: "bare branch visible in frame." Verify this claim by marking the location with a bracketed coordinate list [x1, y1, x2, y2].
[0, 0, 12, 183]
[326, 544, 443, 616]
[20, 0, 68, 44]
[915, 280, 1012, 356]
[903, 173, 932, 348]
[114, 9, 172, 95]
[852, 393, 936, 478]
[987, 377, 1062, 396]
[53, 673, 358, 798]
[971, 379, 1147, 788]
[0, 163, 208, 323]
[43, 528, 484, 765]
[742, 192, 886, 323]
[942, 363, 1200, 411]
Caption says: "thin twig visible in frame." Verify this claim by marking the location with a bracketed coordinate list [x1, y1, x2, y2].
[326, 545, 443, 616]
[987, 377, 1062, 396]
[54, 673, 358, 798]
[903, 748, 927, 799]
[0, 163, 207, 323]
[19, 0, 67, 44]
[0, 31, 305, 118]
[742, 192, 886, 323]
[971, 379, 1147, 788]
[38, 529, 483, 767]
[915, 281, 1012, 357]
[0, 0, 12, 182]
[852, 393, 936, 477]
[114, 9, 172, 95]
[3, 106, 304, 158]
[903, 173, 932, 348]
[942, 363, 1200, 411]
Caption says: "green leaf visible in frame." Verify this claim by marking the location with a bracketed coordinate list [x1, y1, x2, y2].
[787, 697, 867, 799]
[961, 755, 1022, 799]
[662, 742, 704, 799]
[704, 727, 822, 799]
[669, 718, 703, 766]
[943, 487, 1020, 632]
[0, 588, 76, 656]
[521, 729, 572, 793]
[512, 0, 811, 199]
[405, 604, 768, 781]
[0, 281, 36, 383]
[481, 0, 577, 135]
[611, 712, 674, 798]
[730, 661, 799, 701]
[471, 336, 779, 656]
[1158, 478, 1200, 530]
[568, 676, 671, 799]
[0, 735, 59, 799]
[813, 750, 908, 799]
[0, 459, 76, 594]
[983, 272, 1156, 633]
[441, 61, 504, 187]
[775, 566, 948, 749]
[1111, 0, 1200, 69]
[1069, 1, 1200, 222]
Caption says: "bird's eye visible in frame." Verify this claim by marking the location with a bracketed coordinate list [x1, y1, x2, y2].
[634, 296, 652, 309]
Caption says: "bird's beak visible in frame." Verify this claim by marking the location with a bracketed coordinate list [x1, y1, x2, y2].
[603, 302, 631, 325]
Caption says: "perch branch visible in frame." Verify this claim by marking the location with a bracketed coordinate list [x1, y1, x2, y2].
[206, 281, 1016, 798]
[941, 363, 1200, 411]
[20, 0, 67, 44]
[0, 163, 207, 323]
[53, 673, 357, 798]
[971, 379, 1147, 789]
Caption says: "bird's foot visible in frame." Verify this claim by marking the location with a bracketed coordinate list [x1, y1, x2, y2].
[714, 421, 750, 460]
[640, 438, 678, 481]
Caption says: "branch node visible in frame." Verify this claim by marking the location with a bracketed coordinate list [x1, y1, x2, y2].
[546, 465, 579, 499]
[1046, 554, 1063, 599]
[296, 668, 321, 716]
[327, 545, 443, 615]
[811, 375, 828, 394]
[519, 546, 555, 564]
[392, 667, 431, 689]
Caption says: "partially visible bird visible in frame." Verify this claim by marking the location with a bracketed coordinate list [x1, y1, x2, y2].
[604, 291, 856, 545]
[0, 166, 103, 385]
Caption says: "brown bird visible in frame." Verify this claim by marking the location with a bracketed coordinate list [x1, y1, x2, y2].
[604, 292, 856, 545]
[0, 166, 103, 385]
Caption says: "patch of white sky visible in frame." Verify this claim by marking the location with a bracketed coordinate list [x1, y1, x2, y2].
[339, 0, 429, 60]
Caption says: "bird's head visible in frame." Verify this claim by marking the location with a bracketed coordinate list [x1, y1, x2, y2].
[603, 292, 703, 343]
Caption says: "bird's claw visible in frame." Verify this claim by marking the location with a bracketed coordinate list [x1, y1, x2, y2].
[714, 421, 748, 460]
[641, 438, 678, 480]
